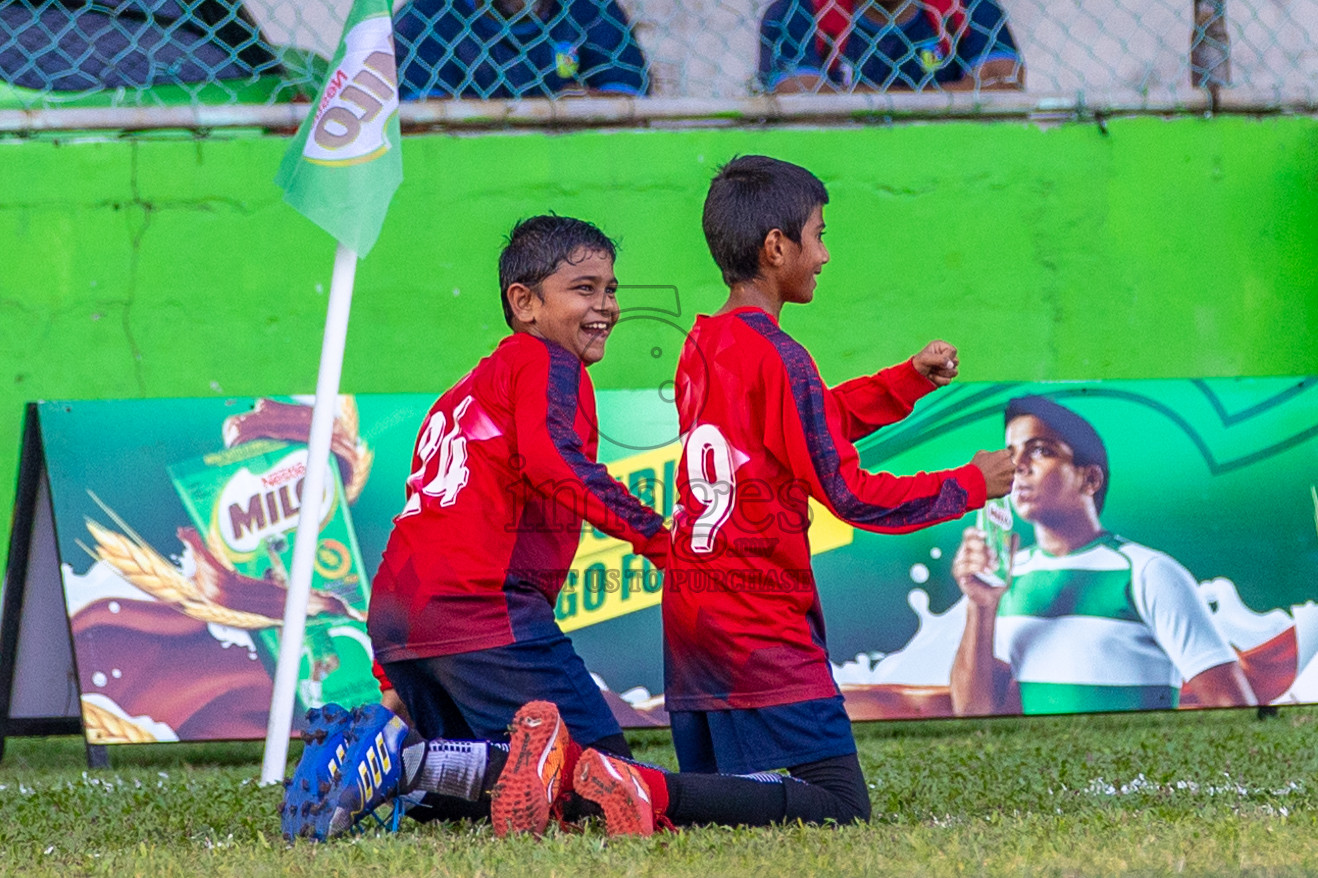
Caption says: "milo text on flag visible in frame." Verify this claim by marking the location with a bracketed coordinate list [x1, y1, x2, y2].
[275, 0, 402, 257]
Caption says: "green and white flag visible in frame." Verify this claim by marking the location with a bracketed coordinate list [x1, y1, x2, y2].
[275, 0, 402, 256]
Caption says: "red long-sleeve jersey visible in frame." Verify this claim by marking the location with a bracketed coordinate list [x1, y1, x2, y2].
[663, 307, 986, 711]
[368, 332, 668, 664]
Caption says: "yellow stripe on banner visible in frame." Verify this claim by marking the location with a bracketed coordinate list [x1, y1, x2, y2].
[555, 443, 855, 633]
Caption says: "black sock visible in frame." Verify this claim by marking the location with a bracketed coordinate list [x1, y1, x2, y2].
[784, 753, 871, 824]
[665, 753, 871, 827]
[665, 772, 789, 827]
[585, 732, 633, 759]
[480, 744, 509, 794]
[405, 793, 491, 824]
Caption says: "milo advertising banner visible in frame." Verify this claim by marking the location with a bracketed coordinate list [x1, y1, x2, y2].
[17, 396, 392, 745]
[568, 376, 1318, 724]
[4, 376, 1316, 745]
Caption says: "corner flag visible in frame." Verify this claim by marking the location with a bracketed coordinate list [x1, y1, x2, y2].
[262, 0, 402, 786]
[275, 0, 402, 256]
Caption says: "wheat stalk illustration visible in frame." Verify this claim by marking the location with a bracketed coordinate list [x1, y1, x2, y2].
[81, 699, 157, 745]
[80, 491, 367, 628]
[80, 492, 282, 630]
[338, 396, 374, 503]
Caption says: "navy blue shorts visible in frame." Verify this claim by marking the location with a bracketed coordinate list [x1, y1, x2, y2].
[669, 696, 857, 775]
[382, 633, 622, 750]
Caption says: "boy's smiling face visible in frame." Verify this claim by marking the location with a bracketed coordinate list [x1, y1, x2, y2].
[780, 205, 830, 304]
[509, 246, 619, 366]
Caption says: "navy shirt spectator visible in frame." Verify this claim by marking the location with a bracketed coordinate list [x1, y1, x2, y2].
[759, 0, 1023, 93]
[0, 0, 282, 92]
[395, 0, 649, 100]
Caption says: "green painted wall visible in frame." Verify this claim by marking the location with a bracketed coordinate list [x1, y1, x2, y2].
[2, 115, 1316, 573]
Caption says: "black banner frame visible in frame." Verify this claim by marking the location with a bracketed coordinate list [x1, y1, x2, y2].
[0, 403, 102, 766]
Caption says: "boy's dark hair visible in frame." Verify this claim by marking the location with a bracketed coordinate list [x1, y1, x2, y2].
[701, 155, 829, 286]
[1005, 395, 1110, 513]
[498, 215, 617, 327]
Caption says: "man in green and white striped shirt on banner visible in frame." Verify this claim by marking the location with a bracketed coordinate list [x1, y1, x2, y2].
[948, 395, 1257, 716]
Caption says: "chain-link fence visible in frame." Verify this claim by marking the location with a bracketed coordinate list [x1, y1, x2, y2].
[1, 0, 1315, 126]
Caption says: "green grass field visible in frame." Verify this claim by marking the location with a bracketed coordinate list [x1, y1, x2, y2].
[2, 706, 1316, 877]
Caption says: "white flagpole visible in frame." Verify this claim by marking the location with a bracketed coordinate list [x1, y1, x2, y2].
[260, 242, 358, 785]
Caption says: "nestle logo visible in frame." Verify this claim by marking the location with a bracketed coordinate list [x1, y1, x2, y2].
[262, 462, 306, 488]
[986, 502, 1013, 530]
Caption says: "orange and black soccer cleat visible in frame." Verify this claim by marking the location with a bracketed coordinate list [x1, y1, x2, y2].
[572, 748, 655, 836]
[489, 700, 569, 837]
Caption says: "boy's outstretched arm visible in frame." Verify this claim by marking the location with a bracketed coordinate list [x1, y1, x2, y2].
[828, 340, 959, 442]
[762, 334, 987, 535]
[512, 341, 669, 565]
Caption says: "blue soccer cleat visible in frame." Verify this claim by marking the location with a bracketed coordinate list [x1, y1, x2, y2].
[279, 702, 414, 841]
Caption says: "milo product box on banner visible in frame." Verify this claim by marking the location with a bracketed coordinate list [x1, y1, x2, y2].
[974, 497, 1017, 588]
[168, 439, 378, 714]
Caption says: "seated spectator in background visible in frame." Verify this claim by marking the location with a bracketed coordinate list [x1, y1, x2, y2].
[759, 0, 1023, 93]
[0, 0, 293, 104]
[395, 0, 649, 100]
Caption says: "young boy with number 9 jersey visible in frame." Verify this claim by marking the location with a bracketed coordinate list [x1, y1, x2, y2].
[664, 155, 1016, 818]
